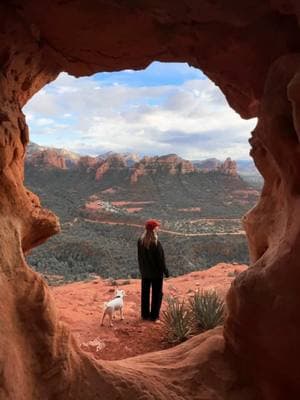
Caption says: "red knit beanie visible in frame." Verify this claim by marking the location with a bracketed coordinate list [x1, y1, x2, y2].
[145, 219, 160, 231]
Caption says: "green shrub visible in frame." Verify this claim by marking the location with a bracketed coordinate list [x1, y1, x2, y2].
[189, 290, 224, 331]
[162, 297, 192, 343]
[227, 269, 240, 278]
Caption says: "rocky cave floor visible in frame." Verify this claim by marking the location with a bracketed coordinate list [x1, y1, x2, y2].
[50, 263, 247, 361]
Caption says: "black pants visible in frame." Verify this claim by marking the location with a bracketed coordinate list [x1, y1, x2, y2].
[141, 278, 163, 321]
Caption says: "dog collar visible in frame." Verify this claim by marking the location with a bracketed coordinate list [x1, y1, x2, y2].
[114, 295, 121, 298]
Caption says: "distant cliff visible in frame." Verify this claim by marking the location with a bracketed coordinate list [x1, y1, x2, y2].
[25, 143, 241, 183]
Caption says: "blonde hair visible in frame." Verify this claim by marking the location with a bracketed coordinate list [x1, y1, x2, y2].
[141, 229, 158, 249]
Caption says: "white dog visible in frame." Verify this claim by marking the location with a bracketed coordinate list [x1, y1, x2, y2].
[101, 289, 125, 327]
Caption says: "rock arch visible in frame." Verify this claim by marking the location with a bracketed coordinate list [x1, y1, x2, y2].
[1, 1, 300, 399]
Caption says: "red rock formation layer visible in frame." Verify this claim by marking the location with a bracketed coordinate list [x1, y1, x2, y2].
[26, 147, 211, 182]
[195, 157, 222, 172]
[225, 54, 300, 399]
[130, 154, 195, 183]
[1, 1, 300, 399]
[95, 154, 127, 181]
[78, 155, 101, 170]
[26, 149, 67, 169]
[217, 157, 238, 177]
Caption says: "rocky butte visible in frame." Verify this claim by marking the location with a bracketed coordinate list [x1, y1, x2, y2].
[25, 144, 239, 183]
[1, 1, 300, 399]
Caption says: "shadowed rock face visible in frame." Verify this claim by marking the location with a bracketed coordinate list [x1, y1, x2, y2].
[1, 1, 300, 399]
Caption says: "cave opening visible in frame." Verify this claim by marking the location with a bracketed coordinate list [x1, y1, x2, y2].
[22, 61, 258, 360]
[23, 61, 259, 282]
[3, 2, 300, 398]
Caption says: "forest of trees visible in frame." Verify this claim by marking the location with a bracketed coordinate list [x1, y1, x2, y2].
[25, 164, 257, 284]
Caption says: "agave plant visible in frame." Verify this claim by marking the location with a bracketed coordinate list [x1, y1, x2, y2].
[189, 290, 224, 331]
[161, 296, 192, 343]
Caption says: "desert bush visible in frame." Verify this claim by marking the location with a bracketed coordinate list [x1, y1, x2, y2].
[227, 269, 240, 278]
[162, 297, 192, 343]
[189, 290, 224, 331]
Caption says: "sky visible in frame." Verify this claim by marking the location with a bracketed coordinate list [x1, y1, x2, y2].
[23, 62, 257, 160]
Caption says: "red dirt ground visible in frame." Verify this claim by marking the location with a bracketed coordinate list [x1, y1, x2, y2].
[51, 263, 247, 361]
[126, 207, 143, 213]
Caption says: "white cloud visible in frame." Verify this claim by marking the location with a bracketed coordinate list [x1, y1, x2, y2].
[23, 71, 257, 160]
[35, 118, 55, 126]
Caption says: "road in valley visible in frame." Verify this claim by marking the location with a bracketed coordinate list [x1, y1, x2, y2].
[80, 218, 245, 237]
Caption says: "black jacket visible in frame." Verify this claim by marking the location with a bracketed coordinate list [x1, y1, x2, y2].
[137, 239, 169, 279]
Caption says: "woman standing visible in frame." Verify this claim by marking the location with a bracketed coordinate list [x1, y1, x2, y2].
[137, 219, 169, 322]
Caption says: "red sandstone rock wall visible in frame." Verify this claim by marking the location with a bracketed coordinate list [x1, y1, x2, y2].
[26, 149, 67, 169]
[1, 1, 300, 399]
[95, 154, 127, 181]
[217, 157, 238, 177]
[130, 154, 196, 183]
